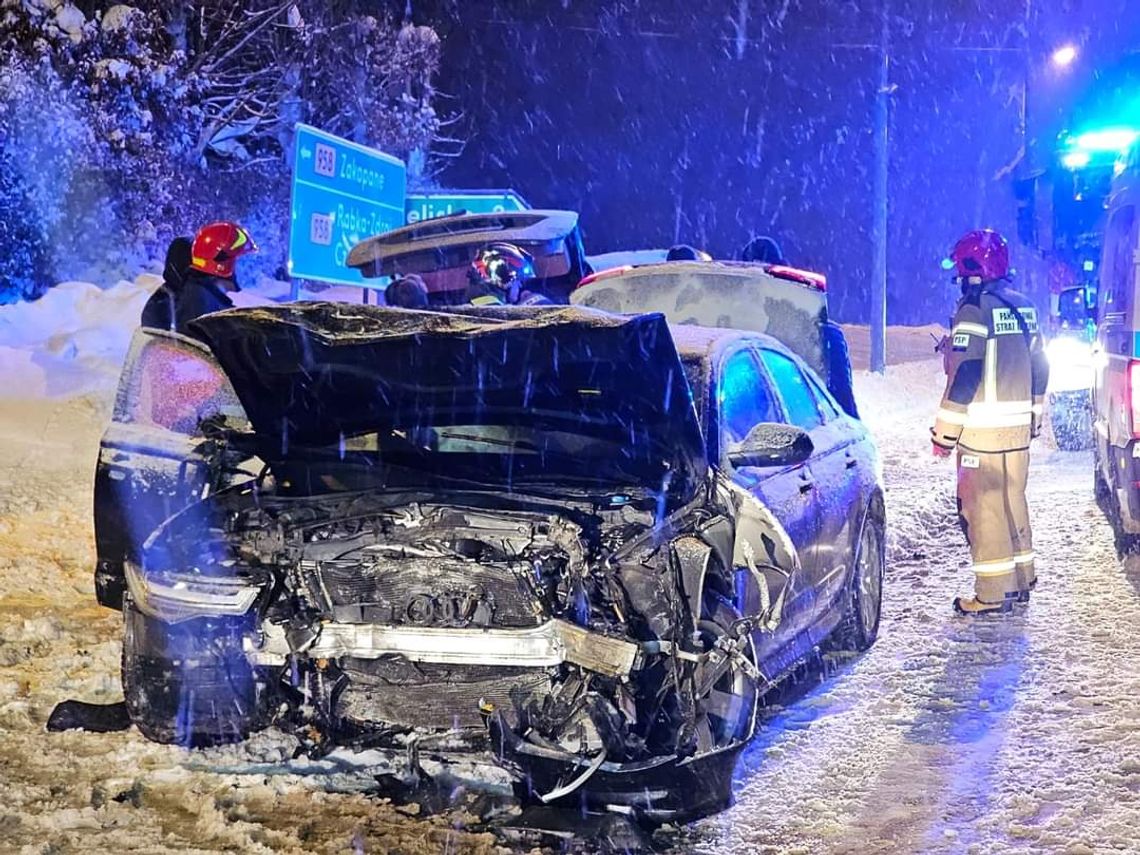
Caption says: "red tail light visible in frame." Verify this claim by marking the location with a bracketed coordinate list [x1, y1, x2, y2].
[1129, 359, 1140, 439]
[575, 265, 634, 290]
[115, 334, 244, 434]
[766, 264, 828, 291]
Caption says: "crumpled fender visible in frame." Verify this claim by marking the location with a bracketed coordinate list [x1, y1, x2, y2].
[715, 474, 801, 631]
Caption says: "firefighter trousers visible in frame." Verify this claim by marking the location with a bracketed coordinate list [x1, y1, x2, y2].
[956, 448, 1035, 603]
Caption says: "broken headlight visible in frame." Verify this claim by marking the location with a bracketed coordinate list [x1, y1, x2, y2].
[124, 560, 265, 624]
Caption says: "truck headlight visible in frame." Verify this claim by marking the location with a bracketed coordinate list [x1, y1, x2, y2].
[125, 560, 263, 624]
[1046, 337, 1093, 393]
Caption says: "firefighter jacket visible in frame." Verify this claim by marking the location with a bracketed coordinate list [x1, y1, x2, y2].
[932, 283, 1050, 454]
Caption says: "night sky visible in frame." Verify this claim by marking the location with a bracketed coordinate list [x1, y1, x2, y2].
[414, 0, 1140, 324]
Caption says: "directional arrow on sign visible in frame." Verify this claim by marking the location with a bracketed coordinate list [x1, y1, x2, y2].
[289, 123, 406, 288]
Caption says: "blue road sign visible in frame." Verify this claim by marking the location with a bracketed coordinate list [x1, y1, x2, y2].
[405, 189, 530, 224]
[289, 124, 406, 286]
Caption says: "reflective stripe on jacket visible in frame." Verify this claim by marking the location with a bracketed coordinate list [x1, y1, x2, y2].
[932, 284, 1049, 453]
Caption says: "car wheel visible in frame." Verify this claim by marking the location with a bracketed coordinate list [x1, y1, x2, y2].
[1093, 446, 1140, 553]
[121, 601, 271, 746]
[690, 591, 758, 752]
[1094, 442, 1112, 506]
[835, 512, 884, 652]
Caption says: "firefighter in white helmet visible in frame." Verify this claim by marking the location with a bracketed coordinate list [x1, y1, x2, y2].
[931, 229, 1050, 616]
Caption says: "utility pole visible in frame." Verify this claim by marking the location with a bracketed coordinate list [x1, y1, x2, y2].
[870, 0, 890, 374]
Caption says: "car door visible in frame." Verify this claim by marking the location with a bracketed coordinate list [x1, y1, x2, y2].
[716, 346, 821, 673]
[761, 349, 869, 618]
[94, 328, 252, 609]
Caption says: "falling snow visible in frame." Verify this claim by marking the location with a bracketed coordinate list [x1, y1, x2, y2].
[0, 281, 1136, 852]
[2, 2, 1140, 850]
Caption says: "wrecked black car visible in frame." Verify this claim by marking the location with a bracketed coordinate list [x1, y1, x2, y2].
[93, 303, 884, 823]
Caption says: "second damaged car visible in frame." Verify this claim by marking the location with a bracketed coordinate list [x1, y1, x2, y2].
[94, 303, 884, 823]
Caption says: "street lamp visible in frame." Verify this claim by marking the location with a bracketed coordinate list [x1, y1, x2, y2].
[1052, 44, 1078, 68]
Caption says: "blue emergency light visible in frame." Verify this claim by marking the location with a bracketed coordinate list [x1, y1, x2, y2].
[1074, 128, 1140, 153]
[1060, 125, 1140, 172]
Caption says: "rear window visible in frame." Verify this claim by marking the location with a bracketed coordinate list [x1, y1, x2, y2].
[389, 242, 572, 296]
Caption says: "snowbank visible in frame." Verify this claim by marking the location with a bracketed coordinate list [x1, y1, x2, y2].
[0, 277, 155, 399]
[842, 323, 947, 371]
[0, 274, 370, 400]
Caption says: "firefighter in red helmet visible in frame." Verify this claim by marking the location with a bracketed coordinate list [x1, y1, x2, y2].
[141, 221, 257, 338]
[931, 229, 1050, 615]
[464, 242, 552, 306]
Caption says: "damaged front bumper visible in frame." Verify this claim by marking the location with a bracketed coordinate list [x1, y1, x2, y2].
[244, 618, 644, 679]
[487, 710, 743, 823]
[245, 616, 747, 820]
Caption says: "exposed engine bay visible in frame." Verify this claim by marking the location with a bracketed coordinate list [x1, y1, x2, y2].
[125, 482, 770, 820]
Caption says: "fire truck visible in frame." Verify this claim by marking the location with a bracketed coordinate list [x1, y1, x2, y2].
[1016, 57, 1140, 450]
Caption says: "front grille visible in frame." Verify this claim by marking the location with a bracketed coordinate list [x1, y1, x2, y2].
[337, 659, 551, 729]
[314, 556, 540, 629]
[316, 557, 541, 628]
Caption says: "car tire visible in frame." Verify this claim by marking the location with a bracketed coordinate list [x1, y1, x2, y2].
[834, 512, 885, 652]
[1094, 442, 1112, 506]
[121, 601, 271, 746]
[1093, 445, 1140, 553]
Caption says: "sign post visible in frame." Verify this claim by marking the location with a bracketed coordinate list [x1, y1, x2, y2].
[288, 124, 406, 294]
[405, 189, 529, 224]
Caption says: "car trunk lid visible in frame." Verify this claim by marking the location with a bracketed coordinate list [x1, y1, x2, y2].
[572, 261, 829, 377]
[345, 210, 585, 301]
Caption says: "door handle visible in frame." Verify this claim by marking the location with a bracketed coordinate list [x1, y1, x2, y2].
[798, 476, 814, 493]
[845, 454, 858, 469]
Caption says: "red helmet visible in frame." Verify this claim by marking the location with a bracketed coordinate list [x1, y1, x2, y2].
[469, 242, 536, 292]
[948, 229, 1010, 283]
[190, 221, 257, 279]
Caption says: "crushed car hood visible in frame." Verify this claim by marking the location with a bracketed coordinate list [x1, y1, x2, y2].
[190, 303, 708, 496]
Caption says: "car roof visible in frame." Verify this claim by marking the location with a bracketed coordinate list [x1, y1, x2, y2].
[668, 323, 789, 367]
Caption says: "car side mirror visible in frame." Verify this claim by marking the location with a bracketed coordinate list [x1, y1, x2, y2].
[728, 423, 814, 468]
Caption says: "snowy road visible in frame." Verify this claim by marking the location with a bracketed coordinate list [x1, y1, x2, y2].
[687, 362, 1140, 855]
[1, 356, 1137, 853]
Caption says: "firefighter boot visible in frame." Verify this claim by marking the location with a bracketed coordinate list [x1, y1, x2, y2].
[1015, 580, 1036, 605]
[952, 593, 1018, 616]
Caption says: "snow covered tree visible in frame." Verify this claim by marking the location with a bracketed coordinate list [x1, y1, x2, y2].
[0, 1, 448, 299]
[0, 1, 196, 290]
[176, 1, 444, 170]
